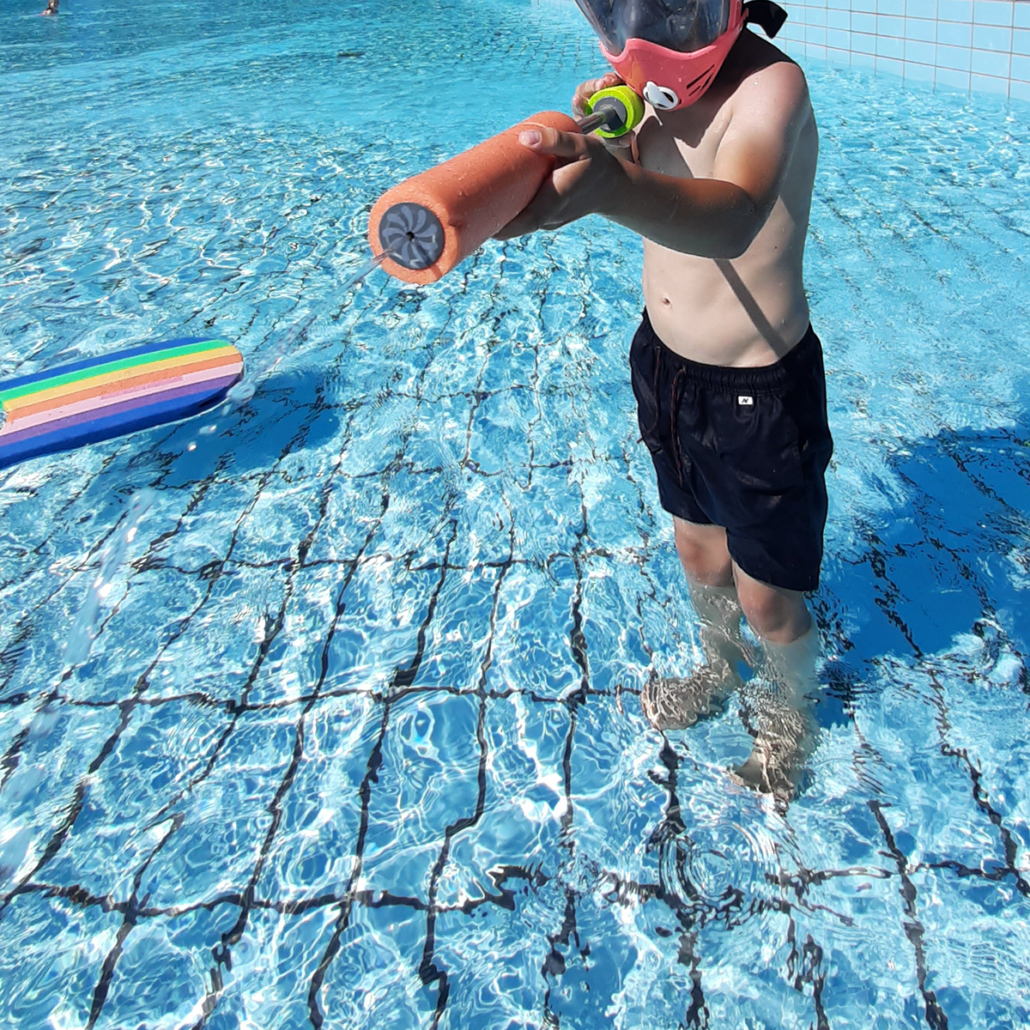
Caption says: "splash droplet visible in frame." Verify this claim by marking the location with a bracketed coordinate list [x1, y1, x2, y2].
[64, 489, 155, 669]
[227, 380, 256, 406]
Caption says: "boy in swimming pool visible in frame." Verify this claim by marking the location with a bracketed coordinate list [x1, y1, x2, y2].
[497, 0, 832, 800]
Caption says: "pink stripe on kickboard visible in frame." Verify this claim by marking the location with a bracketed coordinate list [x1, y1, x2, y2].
[0, 374, 240, 447]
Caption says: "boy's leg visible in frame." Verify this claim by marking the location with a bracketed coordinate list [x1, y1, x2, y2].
[731, 563, 820, 799]
[642, 523, 822, 801]
[674, 518, 753, 675]
[642, 518, 750, 729]
[671, 517, 734, 587]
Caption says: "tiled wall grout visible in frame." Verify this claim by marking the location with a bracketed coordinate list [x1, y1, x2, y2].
[776, 0, 1030, 98]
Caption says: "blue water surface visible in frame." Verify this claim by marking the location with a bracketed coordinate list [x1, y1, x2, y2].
[1, 0, 1030, 1028]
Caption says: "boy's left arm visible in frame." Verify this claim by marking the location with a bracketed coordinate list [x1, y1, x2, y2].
[497, 60, 811, 260]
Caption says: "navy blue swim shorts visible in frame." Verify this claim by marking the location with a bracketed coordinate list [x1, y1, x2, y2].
[629, 309, 833, 592]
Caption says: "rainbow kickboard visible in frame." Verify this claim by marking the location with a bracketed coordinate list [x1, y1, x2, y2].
[0, 338, 244, 470]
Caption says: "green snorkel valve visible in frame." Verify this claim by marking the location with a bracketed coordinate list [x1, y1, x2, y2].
[579, 84, 645, 138]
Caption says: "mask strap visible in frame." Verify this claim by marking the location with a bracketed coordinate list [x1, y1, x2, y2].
[742, 0, 788, 38]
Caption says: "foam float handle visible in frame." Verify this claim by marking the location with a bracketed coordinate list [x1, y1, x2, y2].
[369, 110, 580, 285]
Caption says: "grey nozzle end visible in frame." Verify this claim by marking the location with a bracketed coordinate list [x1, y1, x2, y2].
[378, 202, 445, 270]
[592, 96, 629, 135]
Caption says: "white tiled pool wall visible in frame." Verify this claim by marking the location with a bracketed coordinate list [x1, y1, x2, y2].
[776, 0, 1030, 98]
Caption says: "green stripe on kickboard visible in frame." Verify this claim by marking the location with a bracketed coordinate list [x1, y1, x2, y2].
[0, 339, 232, 403]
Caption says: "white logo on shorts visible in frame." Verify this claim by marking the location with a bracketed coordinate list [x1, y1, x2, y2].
[738, 395, 754, 406]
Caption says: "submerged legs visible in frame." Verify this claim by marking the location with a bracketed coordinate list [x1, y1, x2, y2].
[642, 516, 821, 803]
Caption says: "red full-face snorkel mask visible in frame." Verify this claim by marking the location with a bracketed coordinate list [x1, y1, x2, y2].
[574, 0, 788, 110]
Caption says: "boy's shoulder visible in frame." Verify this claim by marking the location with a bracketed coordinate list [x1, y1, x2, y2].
[723, 30, 809, 100]
[708, 29, 812, 131]
[637, 29, 812, 152]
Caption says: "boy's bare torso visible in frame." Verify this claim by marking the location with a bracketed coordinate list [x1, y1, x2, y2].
[636, 31, 818, 368]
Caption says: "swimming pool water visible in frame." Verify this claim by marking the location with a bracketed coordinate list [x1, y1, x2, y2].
[2, 0, 1029, 1027]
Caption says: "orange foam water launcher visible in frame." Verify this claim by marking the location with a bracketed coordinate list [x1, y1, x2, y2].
[368, 111, 580, 286]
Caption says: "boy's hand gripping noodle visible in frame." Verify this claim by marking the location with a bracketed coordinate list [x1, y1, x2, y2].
[368, 87, 643, 285]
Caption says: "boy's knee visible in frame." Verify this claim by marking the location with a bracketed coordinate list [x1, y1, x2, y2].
[738, 587, 811, 644]
[673, 522, 733, 586]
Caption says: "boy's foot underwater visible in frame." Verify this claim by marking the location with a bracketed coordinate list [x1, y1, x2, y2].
[731, 720, 812, 800]
[731, 674, 818, 803]
[642, 587, 820, 804]
[642, 664, 817, 805]
[641, 661, 738, 731]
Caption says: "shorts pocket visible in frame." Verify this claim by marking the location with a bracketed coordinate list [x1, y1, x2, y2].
[704, 390, 805, 495]
[629, 331, 664, 456]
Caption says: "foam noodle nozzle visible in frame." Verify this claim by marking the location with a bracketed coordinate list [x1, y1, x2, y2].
[369, 85, 644, 285]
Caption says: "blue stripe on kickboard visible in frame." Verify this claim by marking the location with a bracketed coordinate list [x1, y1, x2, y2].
[0, 379, 234, 470]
